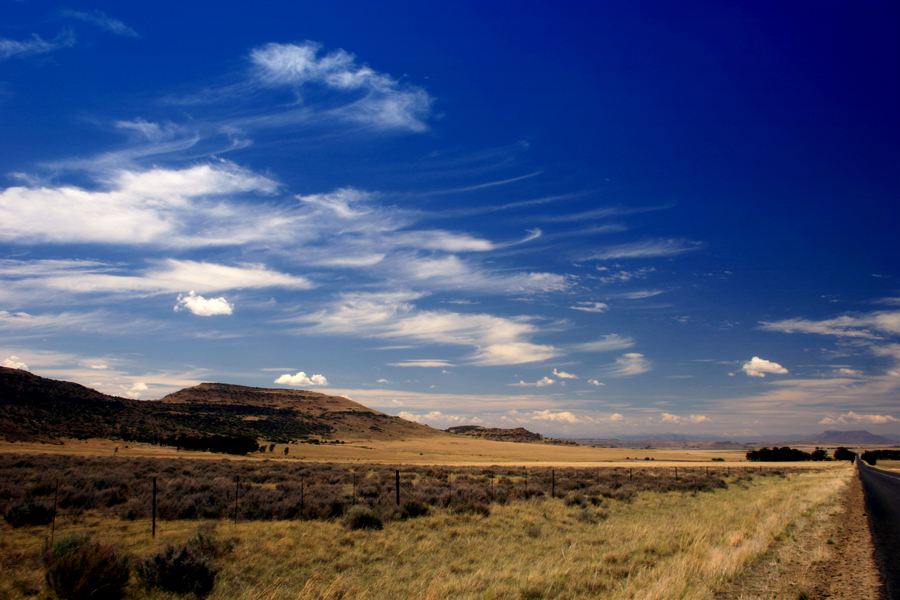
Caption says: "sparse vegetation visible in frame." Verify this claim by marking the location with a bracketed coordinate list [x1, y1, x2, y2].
[0, 464, 848, 600]
[42, 534, 129, 600]
[137, 542, 218, 597]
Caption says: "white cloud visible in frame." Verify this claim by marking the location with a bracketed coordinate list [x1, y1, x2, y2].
[571, 335, 635, 353]
[274, 372, 329, 386]
[588, 379, 604, 386]
[0, 32, 75, 61]
[123, 381, 148, 399]
[398, 411, 481, 426]
[61, 10, 138, 37]
[742, 357, 789, 378]
[174, 291, 234, 316]
[0, 163, 280, 247]
[569, 302, 608, 313]
[605, 353, 652, 377]
[388, 360, 456, 368]
[552, 368, 578, 379]
[297, 292, 560, 366]
[587, 239, 704, 261]
[249, 42, 433, 132]
[759, 311, 900, 339]
[833, 368, 863, 377]
[525, 410, 581, 423]
[0, 259, 312, 299]
[376, 378, 389, 384]
[3, 356, 28, 370]
[660, 413, 710, 424]
[508, 376, 555, 387]
[819, 411, 899, 426]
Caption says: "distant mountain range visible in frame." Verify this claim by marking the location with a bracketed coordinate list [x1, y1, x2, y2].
[573, 429, 899, 448]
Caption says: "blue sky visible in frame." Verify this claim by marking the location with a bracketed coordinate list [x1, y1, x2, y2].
[1, 1, 897, 438]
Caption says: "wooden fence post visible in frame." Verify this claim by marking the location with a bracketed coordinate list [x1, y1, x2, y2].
[551, 470, 555, 498]
[234, 477, 240, 526]
[395, 470, 400, 506]
[152, 477, 157, 538]
[674, 466, 678, 481]
[50, 478, 59, 543]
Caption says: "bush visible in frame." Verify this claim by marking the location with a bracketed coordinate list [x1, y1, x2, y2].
[400, 500, 429, 520]
[4, 498, 55, 527]
[43, 534, 130, 600]
[137, 544, 217, 597]
[189, 524, 234, 558]
[343, 505, 383, 530]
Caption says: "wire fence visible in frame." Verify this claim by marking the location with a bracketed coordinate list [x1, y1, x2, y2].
[0, 453, 787, 541]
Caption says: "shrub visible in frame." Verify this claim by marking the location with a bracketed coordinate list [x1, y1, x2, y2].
[137, 544, 217, 597]
[343, 505, 383, 530]
[189, 524, 234, 558]
[4, 498, 55, 527]
[43, 534, 130, 600]
[400, 500, 429, 520]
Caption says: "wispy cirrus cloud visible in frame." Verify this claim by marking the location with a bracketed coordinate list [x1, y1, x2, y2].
[388, 359, 456, 368]
[604, 353, 652, 376]
[0, 31, 75, 61]
[570, 334, 635, 353]
[60, 10, 138, 37]
[759, 311, 900, 339]
[248, 41, 433, 132]
[587, 239, 704, 261]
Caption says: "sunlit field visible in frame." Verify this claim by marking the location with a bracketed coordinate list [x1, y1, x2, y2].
[0, 453, 849, 600]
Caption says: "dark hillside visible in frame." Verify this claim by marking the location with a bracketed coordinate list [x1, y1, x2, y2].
[0, 367, 439, 444]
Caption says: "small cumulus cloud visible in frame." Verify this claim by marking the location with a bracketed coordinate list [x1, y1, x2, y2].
[552, 368, 578, 379]
[660, 413, 710, 424]
[123, 381, 148, 399]
[819, 411, 898, 426]
[741, 357, 788, 378]
[398, 411, 480, 425]
[274, 372, 328, 386]
[175, 291, 234, 316]
[587, 379, 604, 386]
[3, 355, 28, 370]
[376, 378, 389, 384]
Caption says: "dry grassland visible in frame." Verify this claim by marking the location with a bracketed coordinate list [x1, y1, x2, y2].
[0, 438, 836, 468]
[0, 465, 850, 600]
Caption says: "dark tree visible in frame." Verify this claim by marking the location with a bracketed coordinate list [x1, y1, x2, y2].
[833, 447, 856, 462]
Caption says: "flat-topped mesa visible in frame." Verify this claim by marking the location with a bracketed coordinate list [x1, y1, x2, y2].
[446, 425, 579, 446]
[160, 382, 379, 415]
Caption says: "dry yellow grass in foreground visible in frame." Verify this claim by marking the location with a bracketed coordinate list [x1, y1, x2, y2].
[0, 465, 850, 600]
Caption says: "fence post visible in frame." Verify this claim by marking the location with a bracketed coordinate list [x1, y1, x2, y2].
[551, 470, 555, 498]
[490, 472, 494, 502]
[629, 468, 633, 481]
[448, 472, 452, 505]
[234, 477, 240, 526]
[395, 470, 400, 506]
[300, 476, 304, 510]
[352, 473, 357, 505]
[152, 477, 157, 538]
[50, 478, 59, 543]
[674, 467, 678, 481]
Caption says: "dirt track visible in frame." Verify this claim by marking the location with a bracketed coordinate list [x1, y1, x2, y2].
[717, 473, 886, 599]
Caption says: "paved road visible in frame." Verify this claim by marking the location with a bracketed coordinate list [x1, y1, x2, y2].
[857, 459, 900, 600]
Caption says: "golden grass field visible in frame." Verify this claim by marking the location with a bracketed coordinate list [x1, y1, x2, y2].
[0, 437, 851, 468]
[0, 463, 851, 600]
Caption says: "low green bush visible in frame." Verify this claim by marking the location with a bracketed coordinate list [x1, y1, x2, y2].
[400, 500, 429, 519]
